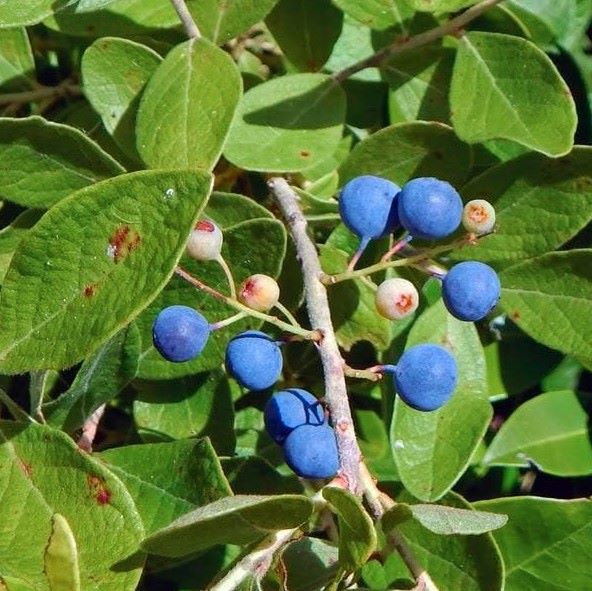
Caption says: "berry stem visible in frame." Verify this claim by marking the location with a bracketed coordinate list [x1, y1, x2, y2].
[209, 311, 248, 331]
[332, 0, 504, 83]
[174, 266, 318, 340]
[169, 0, 201, 39]
[215, 254, 237, 299]
[268, 177, 364, 493]
[381, 233, 412, 263]
[347, 236, 371, 272]
[273, 301, 300, 328]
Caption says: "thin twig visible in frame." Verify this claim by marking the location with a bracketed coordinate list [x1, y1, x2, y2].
[268, 177, 363, 493]
[0, 79, 81, 106]
[170, 0, 201, 39]
[332, 0, 504, 82]
[210, 529, 296, 591]
[174, 266, 319, 340]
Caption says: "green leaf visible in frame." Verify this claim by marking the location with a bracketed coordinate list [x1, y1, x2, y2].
[134, 193, 285, 380]
[506, 0, 592, 50]
[384, 45, 454, 125]
[339, 122, 473, 188]
[390, 300, 491, 501]
[137, 38, 242, 171]
[386, 492, 505, 590]
[0, 170, 212, 373]
[266, 0, 342, 72]
[142, 495, 313, 558]
[0, 117, 125, 208]
[484, 390, 592, 476]
[403, 0, 477, 12]
[0, 1, 65, 26]
[81, 37, 161, 161]
[332, 0, 412, 30]
[499, 250, 592, 362]
[44, 514, 81, 591]
[280, 537, 340, 591]
[450, 32, 577, 156]
[98, 438, 232, 535]
[383, 503, 508, 535]
[224, 73, 346, 172]
[476, 496, 592, 591]
[44, 326, 139, 432]
[454, 148, 592, 266]
[0, 27, 34, 91]
[0, 209, 42, 284]
[323, 487, 377, 572]
[0, 421, 143, 590]
[133, 370, 235, 455]
[186, 0, 279, 45]
[43, 0, 178, 38]
[320, 244, 392, 352]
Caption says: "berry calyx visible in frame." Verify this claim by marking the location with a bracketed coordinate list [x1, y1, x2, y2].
[442, 261, 501, 322]
[375, 278, 419, 320]
[152, 305, 210, 363]
[338, 175, 400, 242]
[282, 423, 339, 479]
[462, 199, 496, 235]
[225, 330, 283, 391]
[264, 388, 325, 443]
[398, 177, 463, 240]
[388, 343, 457, 411]
[186, 219, 223, 261]
[238, 274, 280, 312]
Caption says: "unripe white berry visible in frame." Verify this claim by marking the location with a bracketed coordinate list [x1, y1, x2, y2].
[375, 278, 419, 320]
[186, 219, 223, 261]
[238, 274, 280, 312]
[462, 199, 496, 235]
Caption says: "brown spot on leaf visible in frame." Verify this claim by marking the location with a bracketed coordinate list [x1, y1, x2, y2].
[83, 284, 97, 298]
[87, 475, 111, 505]
[511, 310, 521, 321]
[299, 150, 311, 158]
[18, 459, 32, 478]
[107, 225, 141, 263]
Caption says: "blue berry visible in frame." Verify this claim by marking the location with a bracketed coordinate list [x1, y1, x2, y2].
[442, 261, 501, 321]
[339, 175, 400, 242]
[392, 344, 457, 411]
[225, 330, 282, 391]
[282, 424, 339, 479]
[264, 389, 325, 444]
[398, 177, 462, 240]
[152, 305, 210, 362]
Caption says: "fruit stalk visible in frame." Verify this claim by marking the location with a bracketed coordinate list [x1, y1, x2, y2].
[268, 177, 363, 492]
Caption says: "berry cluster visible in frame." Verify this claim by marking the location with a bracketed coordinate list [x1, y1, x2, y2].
[150, 175, 500, 480]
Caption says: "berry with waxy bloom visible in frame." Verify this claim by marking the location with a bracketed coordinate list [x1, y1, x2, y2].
[186, 219, 223, 261]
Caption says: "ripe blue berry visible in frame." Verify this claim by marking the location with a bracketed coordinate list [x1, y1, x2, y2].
[391, 344, 457, 411]
[152, 305, 210, 362]
[264, 389, 325, 444]
[442, 261, 501, 322]
[282, 424, 339, 479]
[339, 175, 400, 242]
[225, 330, 283, 391]
[398, 177, 462, 240]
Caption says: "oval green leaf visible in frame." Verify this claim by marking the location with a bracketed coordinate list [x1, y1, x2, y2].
[45, 514, 81, 591]
[137, 38, 242, 171]
[475, 496, 592, 591]
[0, 421, 143, 590]
[82, 37, 161, 161]
[500, 250, 592, 363]
[0, 170, 213, 373]
[0, 117, 125, 208]
[484, 390, 592, 476]
[454, 148, 592, 267]
[141, 495, 313, 558]
[0, 27, 34, 91]
[332, 0, 412, 30]
[450, 32, 577, 156]
[224, 73, 346, 172]
[390, 300, 492, 501]
[339, 121, 473, 187]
